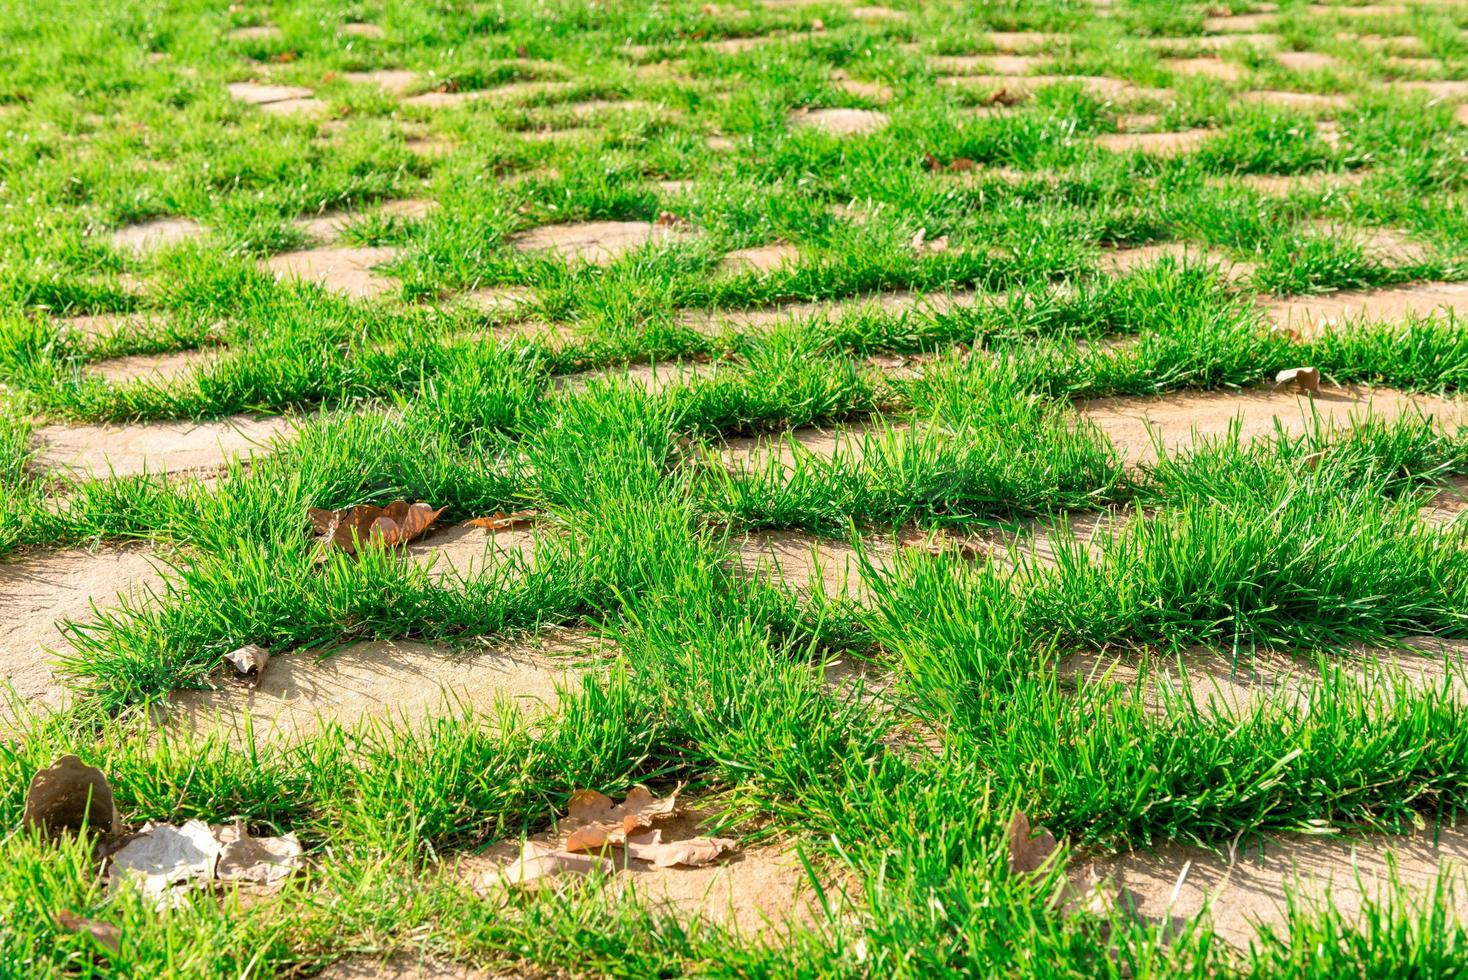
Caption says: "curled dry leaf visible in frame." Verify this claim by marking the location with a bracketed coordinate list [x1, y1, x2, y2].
[1007, 810, 1058, 875]
[1076, 862, 1119, 918]
[562, 786, 679, 852]
[56, 912, 121, 955]
[215, 821, 304, 886]
[313, 500, 447, 554]
[624, 829, 735, 868]
[923, 153, 976, 173]
[1269, 323, 1301, 343]
[223, 644, 269, 684]
[109, 819, 304, 906]
[896, 526, 986, 562]
[23, 755, 119, 838]
[464, 509, 538, 532]
[110, 820, 220, 904]
[1275, 366, 1322, 394]
[476, 841, 612, 892]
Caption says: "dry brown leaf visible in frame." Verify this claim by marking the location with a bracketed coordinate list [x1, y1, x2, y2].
[896, 527, 986, 561]
[223, 644, 269, 684]
[1076, 861, 1119, 918]
[109, 820, 304, 903]
[624, 829, 735, 868]
[109, 820, 221, 904]
[1275, 366, 1322, 393]
[562, 785, 680, 851]
[318, 500, 447, 554]
[308, 508, 337, 534]
[214, 821, 303, 888]
[57, 912, 121, 955]
[1269, 323, 1301, 343]
[464, 509, 538, 532]
[476, 841, 612, 892]
[23, 755, 119, 838]
[1007, 810, 1058, 875]
[923, 153, 977, 173]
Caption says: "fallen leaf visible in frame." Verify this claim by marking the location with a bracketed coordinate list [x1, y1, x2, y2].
[214, 821, 303, 888]
[655, 210, 685, 228]
[1007, 810, 1058, 875]
[465, 509, 538, 532]
[896, 526, 986, 561]
[563, 786, 680, 851]
[223, 644, 269, 684]
[271, 50, 298, 62]
[317, 500, 447, 554]
[109, 820, 304, 903]
[110, 820, 221, 904]
[1269, 323, 1301, 343]
[911, 227, 927, 251]
[23, 756, 119, 838]
[923, 153, 977, 173]
[983, 87, 1018, 106]
[1076, 862, 1119, 918]
[810, 18, 825, 31]
[1275, 366, 1321, 394]
[624, 829, 735, 868]
[476, 841, 612, 891]
[56, 912, 121, 955]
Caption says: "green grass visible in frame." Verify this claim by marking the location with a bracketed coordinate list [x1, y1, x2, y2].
[6, 0, 1468, 974]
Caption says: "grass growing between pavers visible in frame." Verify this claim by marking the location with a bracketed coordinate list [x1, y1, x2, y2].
[7, 0, 1468, 974]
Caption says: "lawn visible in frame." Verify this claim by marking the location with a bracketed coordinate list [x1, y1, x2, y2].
[4, 0, 1468, 976]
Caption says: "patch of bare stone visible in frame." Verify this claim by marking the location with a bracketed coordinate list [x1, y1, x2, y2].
[941, 74, 1172, 104]
[30, 415, 295, 482]
[788, 107, 890, 136]
[556, 360, 720, 396]
[1302, 221, 1431, 266]
[1064, 636, 1468, 723]
[1164, 57, 1247, 82]
[1098, 242, 1255, 282]
[401, 80, 575, 110]
[1092, 128, 1213, 157]
[1147, 34, 1278, 53]
[1081, 386, 1466, 465]
[110, 218, 206, 255]
[1238, 90, 1352, 112]
[264, 246, 401, 298]
[0, 546, 165, 715]
[165, 629, 599, 747]
[293, 199, 437, 245]
[718, 243, 799, 275]
[1264, 281, 1468, 337]
[226, 82, 327, 117]
[678, 289, 980, 334]
[511, 221, 689, 267]
[86, 348, 214, 386]
[341, 70, 420, 95]
[1275, 50, 1340, 72]
[734, 530, 897, 602]
[341, 22, 386, 39]
[1224, 170, 1368, 195]
[225, 25, 283, 42]
[1081, 823, 1468, 950]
